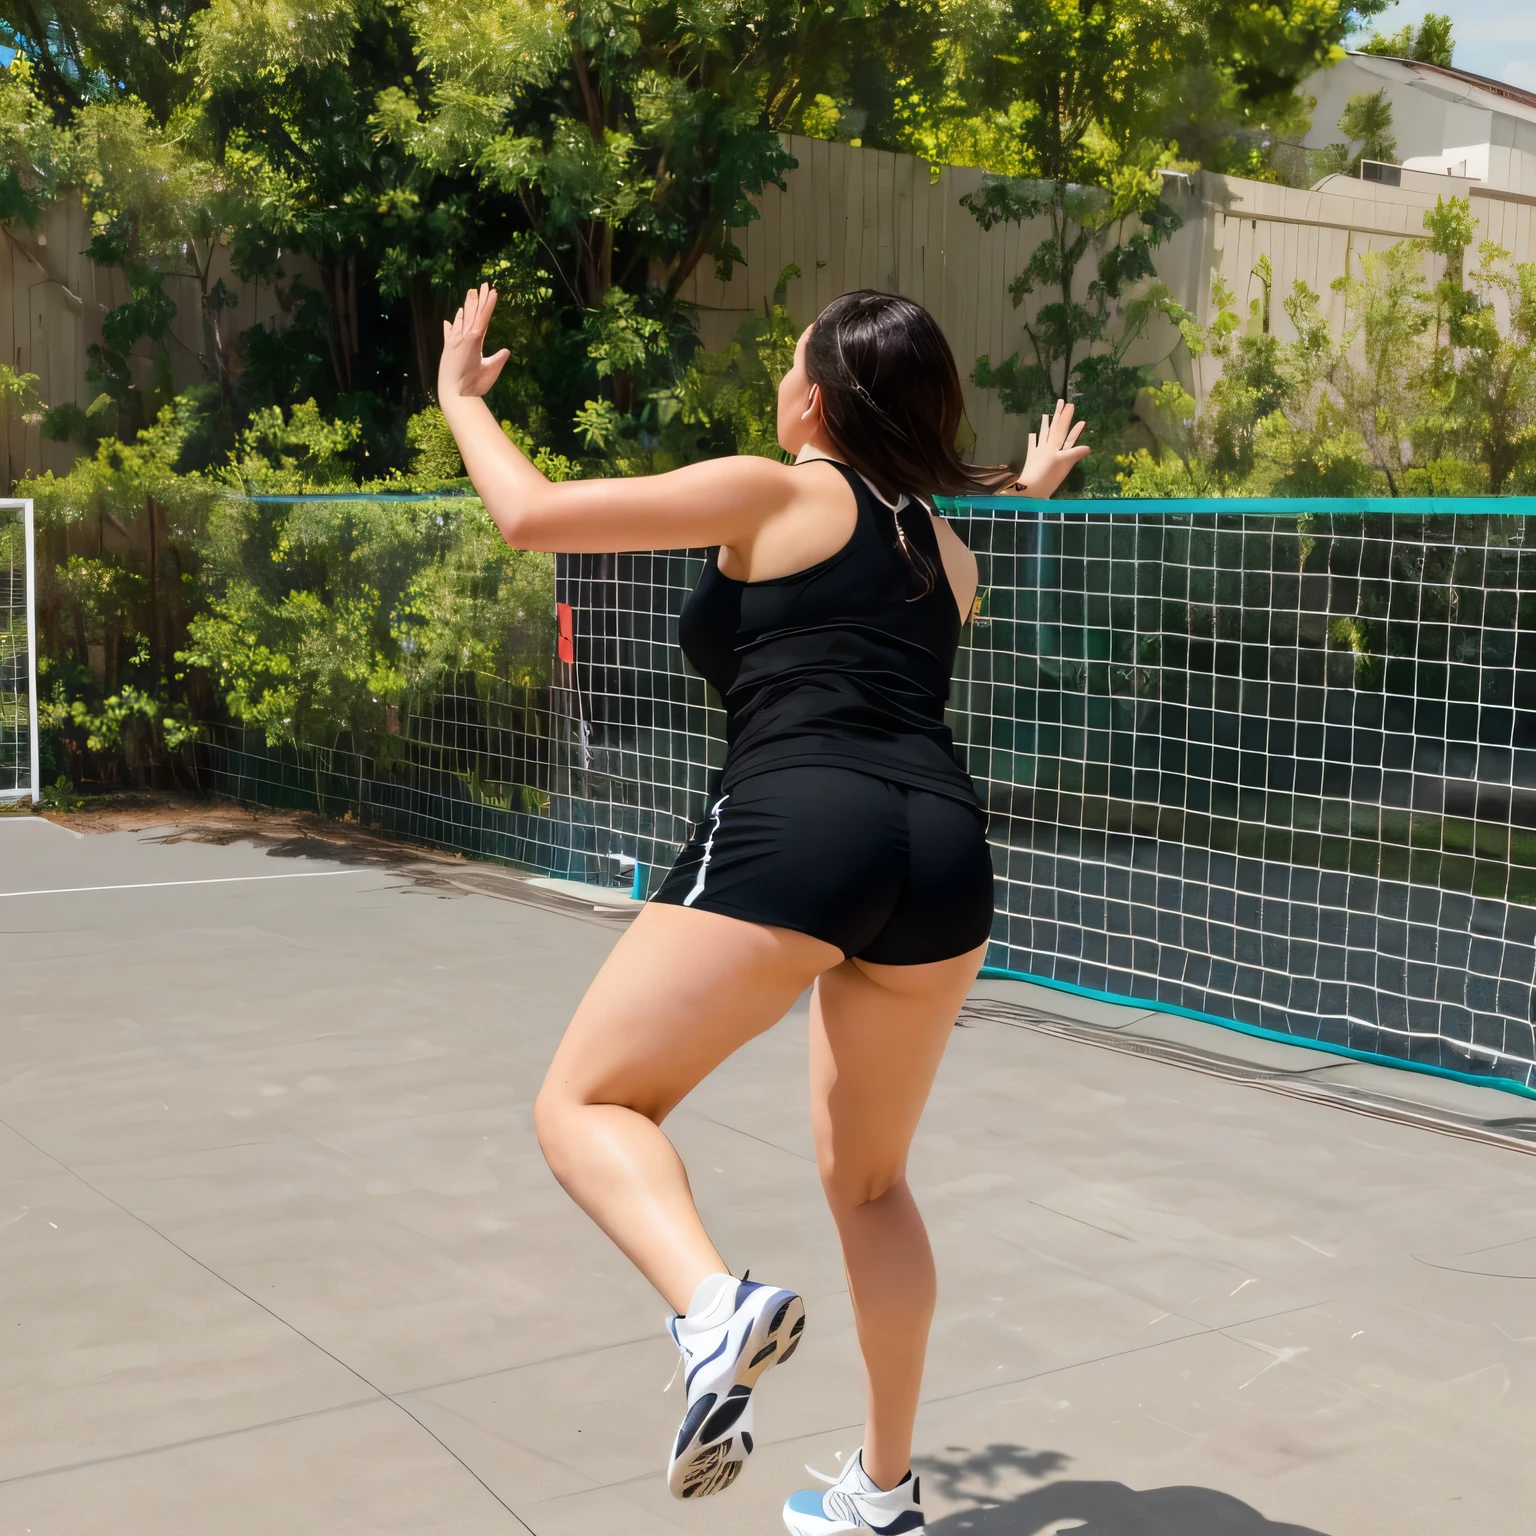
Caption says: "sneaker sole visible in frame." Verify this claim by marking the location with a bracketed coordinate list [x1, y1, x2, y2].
[783, 1511, 862, 1536]
[668, 1289, 805, 1499]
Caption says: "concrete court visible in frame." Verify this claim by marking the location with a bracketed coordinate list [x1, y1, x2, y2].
[2, 812, 1535, 1536]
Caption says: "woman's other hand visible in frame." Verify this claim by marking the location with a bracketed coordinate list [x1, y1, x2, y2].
[439, 284, 511, 402]
[1010, 400, 1089, 497]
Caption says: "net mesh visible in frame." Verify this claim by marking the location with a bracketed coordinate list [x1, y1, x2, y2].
[0, 504, 31, 798]
[201, 548, 722, 885]
[203, 498, 1536, 1091]
[955, 503, 1536, 1089]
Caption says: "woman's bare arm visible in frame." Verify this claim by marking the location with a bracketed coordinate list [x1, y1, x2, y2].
[438, 286, 797, 553]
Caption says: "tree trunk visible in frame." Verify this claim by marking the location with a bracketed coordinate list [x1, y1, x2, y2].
[322, 258, 358, 393]
[147, 494, 160, 670]
[666, 225, 715, 295]
[409, 277, 444, 402]
[1056, 194, 1074, 399]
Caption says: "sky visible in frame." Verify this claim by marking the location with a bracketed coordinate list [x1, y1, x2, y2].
[1356, 0, 1536, 92]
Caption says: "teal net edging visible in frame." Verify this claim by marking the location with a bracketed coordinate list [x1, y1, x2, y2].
[203, 495, 1536, 1096]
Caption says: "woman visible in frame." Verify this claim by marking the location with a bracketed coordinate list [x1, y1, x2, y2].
[439, 283, 1088, 1534]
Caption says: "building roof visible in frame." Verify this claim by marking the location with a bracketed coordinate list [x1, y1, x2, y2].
[1346, 52, 1536, 117]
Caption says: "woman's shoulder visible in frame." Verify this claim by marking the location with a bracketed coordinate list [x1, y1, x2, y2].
[658, 452, 851, 513]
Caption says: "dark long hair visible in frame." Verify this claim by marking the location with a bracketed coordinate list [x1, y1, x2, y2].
[804, 289, 1010, 596]
[804, 289, 1010, 504]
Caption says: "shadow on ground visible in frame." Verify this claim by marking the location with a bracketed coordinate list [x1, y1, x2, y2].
[918, 1445, 1332, 1535]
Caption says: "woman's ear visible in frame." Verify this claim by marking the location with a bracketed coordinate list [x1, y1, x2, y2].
[801, 382, 821, 422]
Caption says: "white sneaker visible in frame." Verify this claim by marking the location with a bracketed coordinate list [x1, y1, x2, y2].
[782, 1451, 925, 1535]
[665, 1273, 805, 1499]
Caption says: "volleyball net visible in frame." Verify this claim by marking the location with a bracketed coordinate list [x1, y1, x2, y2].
[0, 500, 38, 804]
[205, 496, 1536, 1091]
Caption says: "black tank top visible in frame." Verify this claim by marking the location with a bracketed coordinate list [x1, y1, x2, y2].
[678, 460, 980, 805]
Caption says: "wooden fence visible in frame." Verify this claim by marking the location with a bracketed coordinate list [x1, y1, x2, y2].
[0, 196, 300, 489]
[3, 142, 1533, 479]
[683, 137, 1536, 465]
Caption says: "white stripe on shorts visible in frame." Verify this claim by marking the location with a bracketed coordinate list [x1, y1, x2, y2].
[681, 794, 730, 907]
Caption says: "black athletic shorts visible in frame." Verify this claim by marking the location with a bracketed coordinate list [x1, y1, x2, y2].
[650, 765, 995, 964]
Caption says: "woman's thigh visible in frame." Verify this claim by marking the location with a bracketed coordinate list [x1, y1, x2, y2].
[540, 900, 843, 1123]
[809, 944, 988, 1206]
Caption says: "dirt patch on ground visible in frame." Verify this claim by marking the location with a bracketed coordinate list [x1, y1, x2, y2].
[5, 791, 466, 868]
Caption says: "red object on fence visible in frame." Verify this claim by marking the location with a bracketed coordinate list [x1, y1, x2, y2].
[556, 602, 574, 664]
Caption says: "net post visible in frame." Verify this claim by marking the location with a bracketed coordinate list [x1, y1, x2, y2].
[23, 499, 38, 805]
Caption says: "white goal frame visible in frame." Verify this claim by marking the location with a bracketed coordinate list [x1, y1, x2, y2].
[1, 499, 39, 804]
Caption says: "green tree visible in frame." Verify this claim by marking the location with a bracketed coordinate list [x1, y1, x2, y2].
[965, 172, 1190, 443]
[1121, 264, 1290, 493]
[1247, 280, 1373, 495]
[0, 0, 204, 123]
[377, 0, 862, 444]
[875, 0, 1388, 181]
[932, 0, 1386, 485]
[1417, 197, 1536, 493]
[1359, 11, 1453, 65]
[663, 264, 801, 466]
[199, 0, 476, 410]
[930, 0, 1193, 474]
[0, 0, 558, 452]
[70, 99, 258, 438]
[0, 361, 44, 492]
[1328, 239, 1432, 493]
[0, 54, 76, 224]
[1125, 259, 1429, 499]
[1338, 87, 1397, 171]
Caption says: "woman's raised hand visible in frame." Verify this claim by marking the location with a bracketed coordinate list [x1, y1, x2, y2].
[1012, 399, 1090, 497]
[439, 284, 511, 401]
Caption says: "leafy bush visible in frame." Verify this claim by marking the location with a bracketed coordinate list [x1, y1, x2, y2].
[226, 400, 362, 493]
[26, 395, 224, 784]
[666, 266, 800, 464]
[1121, 200, 1520, 501]
[24, 384, 564, 784]
[406, 405, 581, 487]
[181, 491, 554, 757]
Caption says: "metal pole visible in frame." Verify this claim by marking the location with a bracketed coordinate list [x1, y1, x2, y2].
[23, 500, 38, 804]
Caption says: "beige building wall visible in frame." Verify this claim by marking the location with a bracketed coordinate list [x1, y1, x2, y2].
[681, 135, 1536, 467]
[1300, 53, 1536, 195]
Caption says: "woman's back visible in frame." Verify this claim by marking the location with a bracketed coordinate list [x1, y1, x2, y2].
[679, 459, 979, 806]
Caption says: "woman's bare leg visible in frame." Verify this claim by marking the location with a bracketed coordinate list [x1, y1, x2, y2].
[535, 901, 841, 1313]
[809, 944, 987, 1491]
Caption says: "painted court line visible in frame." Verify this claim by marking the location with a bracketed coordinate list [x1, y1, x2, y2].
[0, 870, 378, 900]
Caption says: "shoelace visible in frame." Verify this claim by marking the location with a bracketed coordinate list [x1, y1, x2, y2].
[662, 1317, 693, 1393]
[662, 1272, 753, 1393]
[805, 1455, 863, 1522]
[662, 1347, 685, 1394]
